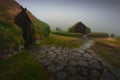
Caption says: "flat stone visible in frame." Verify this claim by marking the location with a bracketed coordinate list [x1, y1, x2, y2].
[89, 60, 103, 69]
[69, 75, 82, 80]
[70, 48, 78, 52]
[83, 53, 93, 60]
[49, 46, 56, 50]
[69, 61, 77, 66]
[55, 71, 66, 80]
[77, 49, 85, 53]
[62, 53, 68, 58]
[57, 54, 64, 60]
[72, 52, 82, 58]
[54, 58, 67, 66]
[77, 60, 88, 66]
[54, 49, 60, 53]
[47, 53, 56, 60]
[56, 65, 64, 71]
[47, 51, 55, 55]
[41, 59, 51, 66]
[67, 67, 77, 75]
[91, 70, 100, 78]
[47, 65, 56, 72]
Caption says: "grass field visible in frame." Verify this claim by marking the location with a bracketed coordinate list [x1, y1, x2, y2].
[93, 37, 120, 69]
[0, 50, 49, 80]
[39, 34, 84, 48]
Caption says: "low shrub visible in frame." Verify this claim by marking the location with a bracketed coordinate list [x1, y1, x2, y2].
[88, 32, 109, 38]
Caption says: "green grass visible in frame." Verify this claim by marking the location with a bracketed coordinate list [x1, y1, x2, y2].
[39, 34, 83, 48]
[0, 50, 48, 80]
[0, 21, 23, 50]
[51, 31, 82, 38]
[93, 38, 120, 69]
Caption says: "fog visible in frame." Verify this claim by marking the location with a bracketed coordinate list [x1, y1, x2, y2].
[15, 0, 120, 36]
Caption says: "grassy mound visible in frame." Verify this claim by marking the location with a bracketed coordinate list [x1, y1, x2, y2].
[51, 31, 82, 38]
[0, 0, 51, 59]
[39, 34, 83, 48]
[0, 50, 49, 80]
[32, 18, 50, 39]
[0, 21, 23, 54]
[93, 38, 120, 69]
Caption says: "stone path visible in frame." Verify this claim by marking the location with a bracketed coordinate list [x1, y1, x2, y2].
[29, 39, 119, 80]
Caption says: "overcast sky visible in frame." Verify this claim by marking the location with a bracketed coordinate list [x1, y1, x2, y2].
[15, 0, 120, 36]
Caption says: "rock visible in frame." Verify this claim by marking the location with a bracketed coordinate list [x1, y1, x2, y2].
[62, 53, 68, 58]
[55, 71, 66, 80]
[83, 53, 93, 60]
[56, 65, 64, 71]
[77, 60, 88, 66]
[46, 53, 56, 61]
[57, 54, 64, 60]
[47, 65, 56, 72]
[41, 59, 51, 66]
[91, 70, 100, 78]
[69, 61, 77, 66]
[48, 52, 55, 55]
[49, 46, 56, 50]
[67, 67, 77, 75]
[89, 60, 103, 69]
[77, 49, 85, 53]
[54, 49, 60, 53]
[54, 57, 67, 66]
[69, 75, 82, 80]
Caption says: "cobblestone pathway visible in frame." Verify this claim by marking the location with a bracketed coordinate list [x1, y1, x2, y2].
[29, 40, 119, 80]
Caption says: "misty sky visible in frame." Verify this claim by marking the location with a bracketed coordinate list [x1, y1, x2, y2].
[15, 0, 120, 36]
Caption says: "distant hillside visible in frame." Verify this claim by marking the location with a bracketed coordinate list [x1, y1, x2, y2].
[0, 0, 50, 59]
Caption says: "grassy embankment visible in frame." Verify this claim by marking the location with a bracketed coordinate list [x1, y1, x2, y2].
[51, 31, 83, 38]
[0, 50, 51, 80]
[93, 37, 120, 69]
